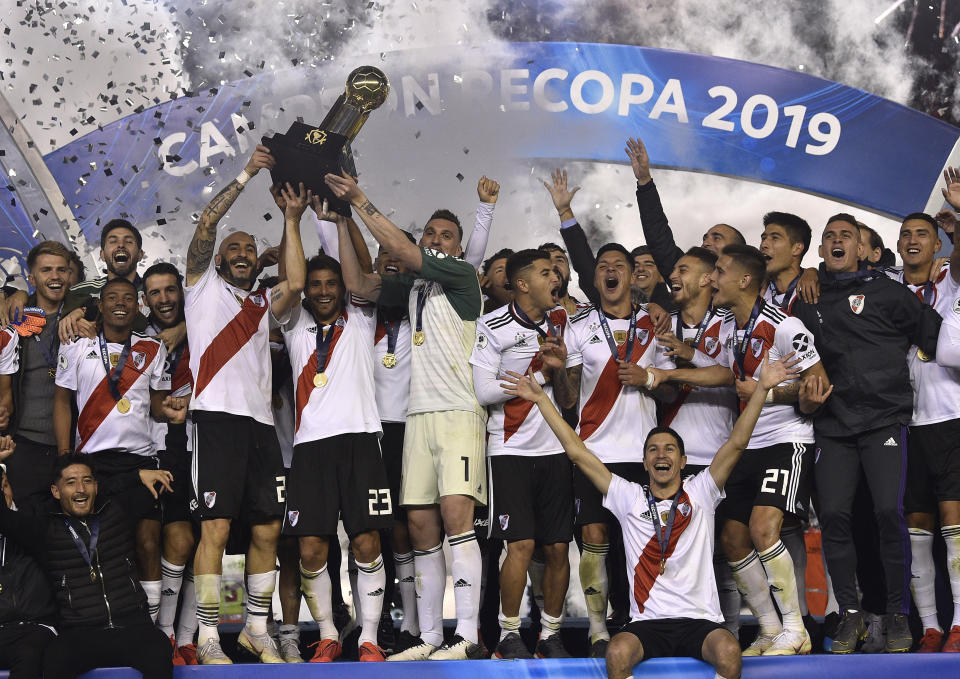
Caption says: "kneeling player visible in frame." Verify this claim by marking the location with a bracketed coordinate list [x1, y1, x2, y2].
[277, 252, 392, 662]
[505, 350, 799, 679]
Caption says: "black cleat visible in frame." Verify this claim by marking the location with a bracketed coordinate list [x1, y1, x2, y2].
[535, 634, 571, 658]
[885, 613, 913, 653]
[830, 611, 866, 654]
[493, 632, 533, 660]
[589, 638, 609, 658]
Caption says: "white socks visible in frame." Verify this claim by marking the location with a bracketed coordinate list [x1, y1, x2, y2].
[449, 530, 482, 644]
[394, 551, 419, 635]
[356, 555, 386, 647]
[300, 562, 339, 640]
[541, 611, 563, 640]
[729, 551, 782, 636]
[414, 543, 445, 648]
[943, 525, 960, 628]
[910, 528, 940, 631]
[157, 558, 185, 636]
[176, 566, 198, 647]
[245, 571, 276, 635]
[758, 540, 804, 631]
[580, 542, 610, 643]
[499, 613, 520, 641]
[195, 573, 221, 645]
[141, 580, 161, 623]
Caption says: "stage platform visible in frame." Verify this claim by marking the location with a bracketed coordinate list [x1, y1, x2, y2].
[11, 654, 958, 679]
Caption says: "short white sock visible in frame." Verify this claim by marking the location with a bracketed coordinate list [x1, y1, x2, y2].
[910, 528, 940, 631]
[195, 573, 221, 645]
[245, 571, 276, 635]
[300, 561, 339, 640]
[141, 580, 161, 624]
[279, 623, 299, 639]
[449, 531, 482, 644]
[414, 543, 446, 648]
[499, 613, 520, 641]
[580, 542, 610, 643]
[942, 524, 960, 628]
[540, 611, 563, 640]
[729, 551, 782, 636]
[759, 540, 803, 631]
[157, 558, 185, 636]
[356, 555, 386, 646]
[176, 566, 198, 646]
[394, 551, 419, 636]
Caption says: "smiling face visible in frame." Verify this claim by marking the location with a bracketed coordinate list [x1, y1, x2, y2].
[632, 254, 660, 294]
[375, 246, 410, 276]
[897, 218, 941, 270]
[819, 220, 862, 273]
[51, 463, 97, 518]
[701, 225, 738, 255]
[483, 257, 512, 306]
[643, 432, 686, 488]
[304, 267, 345, 325]
[594, 250, 633, 306]
[545, 249, 571, 297]
[669, 255, 712, 307]
[97, 282, 138, 334]
[516, 258, 561, 313]
[215, 232, 258, 289]
[29, 253, 69, 307]
[419, 218, 462, 257]
[143, 272, 182, 329]
[100, 227, 142, 278]
[760, 223, 801, 276]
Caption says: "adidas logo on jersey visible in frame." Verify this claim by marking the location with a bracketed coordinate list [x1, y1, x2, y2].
[453, 578, 471, 588]
[883, 437, 898, 447]
[85, 351, 98, 360]
[588, 335, 602, 344]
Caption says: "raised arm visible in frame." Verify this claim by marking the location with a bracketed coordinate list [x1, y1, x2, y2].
[939, 167, 960, 283]
[324, 172, 424, 272]
[626, 137, 683, 280]
[186, 145, 275, 286]
[464, 176, 499, 269]
[333, 209, 384, 301]
[710, 351, 799, 488]
[269, 183, 308, 318]
[544, 169, 600, 306]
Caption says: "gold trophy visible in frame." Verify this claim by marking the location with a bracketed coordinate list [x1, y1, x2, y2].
[262, 66, 389, 215]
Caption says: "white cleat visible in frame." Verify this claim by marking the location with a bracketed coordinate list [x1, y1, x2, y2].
[388, 639, 438, 661]
[764, 628, 812, 656]
[427, 635, 485, 660]
[741, 631, 779, 656]
[197, 638, 233, 665]
[279, 636, 304, 663]
[237, 626, 285, 663]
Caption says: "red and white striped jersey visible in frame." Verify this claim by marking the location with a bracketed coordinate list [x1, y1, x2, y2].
[603, 470, 725, 623]
[0, 327, 19, 375]
[280, 300, 381, 445]
[184, 262, 274, 425]
[565, 305, 672, 463]
[470, 303, 570, 456]
[55, 332, 168, 456]
[145, 323, 192, 453]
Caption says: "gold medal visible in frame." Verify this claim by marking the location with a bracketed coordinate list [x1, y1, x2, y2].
[917, 348, 932, 362]
[537, 334, 546, 346]
[613, 330, 627, 346]
[313, 373, 328, 388]
[116, 396, 131, 414]
[382, 353, 397, 369]
[90, 567, 98, 583]
[413, 330, 425, 346]
[659, 559, 665, 576]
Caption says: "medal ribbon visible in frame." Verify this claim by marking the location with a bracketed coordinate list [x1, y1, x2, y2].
[36, 304, 63, 373]
[97, 331, 132, 402]
[150, 321, 186, 379]
[597, 306, 636, 362]
[384, 318, 400, 355]
[511, 302, 558, 339]
[768, 275, 799, 311]
[314, 316, 342, 377]
[922, 279, 935, 306]
[62, 516, 100, 577]
[732, 298, 764, 382]
[644, 486, 681, 575]
[674, 307, 715, 350]
[414, 282, 433, 336]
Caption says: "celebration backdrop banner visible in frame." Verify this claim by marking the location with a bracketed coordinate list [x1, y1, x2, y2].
[32, 42, 960, 248]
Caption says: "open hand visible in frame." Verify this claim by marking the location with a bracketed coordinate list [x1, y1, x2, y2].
[942, 166, 960, 210]
[139, 469, 174, 499]
[244, 144, 275, 177]
[657, 331, 694, 362]
[501, 368, 546, 403]
[281, 182, 312, 221]
[324, 170, 366, 206]
[625, 137, 652, 184]
[538, 335, 568, 371]
[542, 169, 580, 215]
[757, 350, 802, 391]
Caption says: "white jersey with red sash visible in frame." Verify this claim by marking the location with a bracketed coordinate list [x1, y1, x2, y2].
[184, 262, 274, 425]
[603, 470, 725, 623]
[146, 323, 193, 452]
[0, 327, 19, 375]
[55, 332, 168, 455]
[470, 303, 570, 456]
[280, 299, 380, 445]
[658, 309, 737, 466]
[374, 310, 412, 424]
[565, 305, 671, 463]
[886, 263, 960, 425]
[763, 274, 801, 315]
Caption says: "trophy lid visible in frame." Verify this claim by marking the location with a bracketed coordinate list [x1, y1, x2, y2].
[344, 66, 390, 112]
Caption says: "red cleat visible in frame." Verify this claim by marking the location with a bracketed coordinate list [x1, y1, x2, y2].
[170, 636, 186, 666]
[358, 641, 386, 662]
[178, 644, 198, 665]
[917, 628, 944, 653]
[308, 639, 342, 663]
[943, 626, 960, 652]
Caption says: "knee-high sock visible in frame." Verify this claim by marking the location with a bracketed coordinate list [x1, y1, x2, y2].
[195, 573, 221, 645]
[394, 551, 419, 635]
[356, 556, 386, 646]
[910, 528, 940, 631]
[942, 525, 960, 628]
[300, 562, 339, 640]
[580, 542, 610, 642]
[348, 551, 361, 623]
[414, 544, 446, 648]
[246, 571, 276, 635]
[177, 566, 198, 646]
[157, 559, 185, 636]
[781, 525, 809, 617]
[449, 530, 482, 644]
[759, 540, 803, 632]
[141, 580, 161, 623]
[714, 552, 740, 638]
[729, 551, 781, 635]
[528, 554, 546, 612]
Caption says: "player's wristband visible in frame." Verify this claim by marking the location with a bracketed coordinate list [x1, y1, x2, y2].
[644, 371, 656, 390]
[236, 169, 253, 186]
[765, 389, 774, 404]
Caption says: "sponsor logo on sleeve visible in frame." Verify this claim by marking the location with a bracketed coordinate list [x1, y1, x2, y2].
[476, 333, 488, 349]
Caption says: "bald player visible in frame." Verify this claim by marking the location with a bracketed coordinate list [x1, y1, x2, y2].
[183, 146, 307, 664]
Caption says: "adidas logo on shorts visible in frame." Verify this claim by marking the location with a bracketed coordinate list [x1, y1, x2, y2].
[883, 437, 897, 447]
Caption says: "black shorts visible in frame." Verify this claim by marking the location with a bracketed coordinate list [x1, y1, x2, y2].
[158, 445, 193, 525]
[488, 453, 573, 544]
[906, 418, 960, 514]
[575, 462, 647, 526]
[381, 422, 406, 521]
[191, 411, 285, 523]
[719, 442, 811, 525]
[86, 449, 160, 521]
[283, 432, 393, 538]
[622, 617, 726, 661]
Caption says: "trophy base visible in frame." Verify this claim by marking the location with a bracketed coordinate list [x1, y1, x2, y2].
[261, 125, 353, 217]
